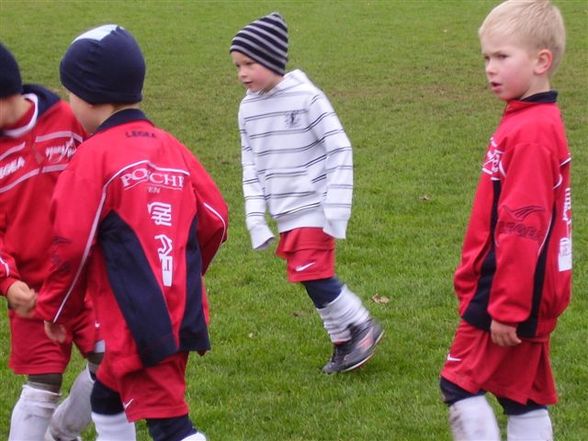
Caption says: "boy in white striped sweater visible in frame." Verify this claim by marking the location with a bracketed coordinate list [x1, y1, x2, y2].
[230, 12, 383, 374]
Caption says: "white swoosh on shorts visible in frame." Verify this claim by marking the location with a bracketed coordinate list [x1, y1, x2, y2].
[295, 262, 316, 272]
[123, 399, 134, 410]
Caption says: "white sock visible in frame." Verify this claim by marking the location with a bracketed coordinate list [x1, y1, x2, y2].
[182, 432, 208, 441]
[507, 409, 552, 441]
[317, 285, 370, 343]
[448, 395, 501, 441]
[9, 384, 60, 441]
[46, 366, 94, 440]
[92, 412, 136, 441]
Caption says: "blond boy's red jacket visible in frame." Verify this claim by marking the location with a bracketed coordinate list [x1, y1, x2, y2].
[0, 85, 86, 294]
[454, 92, 572, 339]
[36, 109, 228, 376]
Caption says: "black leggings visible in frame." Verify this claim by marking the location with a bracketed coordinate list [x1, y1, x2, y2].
[439, 376, 547, 415]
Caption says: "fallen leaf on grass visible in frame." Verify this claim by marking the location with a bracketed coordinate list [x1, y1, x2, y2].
[371, 294, 390, 304]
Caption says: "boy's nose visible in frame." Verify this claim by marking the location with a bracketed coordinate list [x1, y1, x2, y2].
[485, 59, 497, 74]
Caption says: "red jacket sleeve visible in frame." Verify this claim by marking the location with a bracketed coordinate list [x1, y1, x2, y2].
[489, 141, 559, 324]
[185, 152, 228, 274]
[0, 213, 20, 295]
[36, 164, 102, 324]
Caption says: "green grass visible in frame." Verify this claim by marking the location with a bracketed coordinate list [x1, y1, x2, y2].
[1, 1, 587, 440]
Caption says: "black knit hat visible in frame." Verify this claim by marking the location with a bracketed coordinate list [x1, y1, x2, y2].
[60, 24, 145, 104]
[0, 43, 22, 98]
[230, 12, 288, 76]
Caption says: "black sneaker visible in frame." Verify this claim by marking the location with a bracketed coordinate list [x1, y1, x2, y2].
[322, 319, 383, 374]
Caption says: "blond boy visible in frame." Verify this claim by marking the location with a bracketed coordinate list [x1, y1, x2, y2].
[439, 1, 571, 440]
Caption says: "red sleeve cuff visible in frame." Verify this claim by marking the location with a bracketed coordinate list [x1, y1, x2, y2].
[0, 277, 19, 296]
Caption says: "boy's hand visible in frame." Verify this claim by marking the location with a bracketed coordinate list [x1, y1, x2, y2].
[490, 320, 521, 347]
[6, 281, 37, 317]
[44, 321, 67, 343]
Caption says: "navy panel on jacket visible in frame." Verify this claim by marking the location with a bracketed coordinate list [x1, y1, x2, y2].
[99, 212, 177, 367]
[179, 216, 210, 352]
[463, 180, 501, 332]
[517, 207, 556, 337]
[463, 181, 556, 338]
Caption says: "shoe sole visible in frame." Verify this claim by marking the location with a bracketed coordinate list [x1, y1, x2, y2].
[340, 327, 384, 373]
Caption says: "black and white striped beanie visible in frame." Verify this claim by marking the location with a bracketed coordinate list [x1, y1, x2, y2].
[230, 12, 288, 76]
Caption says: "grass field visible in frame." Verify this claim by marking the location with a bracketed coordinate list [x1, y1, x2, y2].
[1, 1, 587, 440]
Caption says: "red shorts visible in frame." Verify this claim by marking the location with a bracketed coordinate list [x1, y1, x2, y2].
[8, 305, 99, 375]
[97, 351, 190, 422]
[441, 320, 557, 405]
[276, 228, 335, 282]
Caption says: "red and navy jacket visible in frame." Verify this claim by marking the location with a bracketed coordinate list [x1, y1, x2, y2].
[36, 109, 228, 375]
[0, 85, 85, 294]
[455, 92, 572, 339]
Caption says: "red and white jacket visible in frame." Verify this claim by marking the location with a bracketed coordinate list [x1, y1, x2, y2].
[455, 92, 572, 339]
[36, 109, 228, 376]
[0, 85, 85, 294]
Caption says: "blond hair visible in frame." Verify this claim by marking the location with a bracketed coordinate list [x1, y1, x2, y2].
[479, 0, 566, 74]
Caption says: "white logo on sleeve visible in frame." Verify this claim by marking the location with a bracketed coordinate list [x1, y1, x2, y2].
[559, 187, 572, 272]
[482, 137, 503, 178]
[558, 238, 572, 272]
[155, 234, 173, 287]
[0, 157, 25, 179]
[148, 202, 172, 226]
[45, 137, 76, 163]
[446, 354, 462, 362]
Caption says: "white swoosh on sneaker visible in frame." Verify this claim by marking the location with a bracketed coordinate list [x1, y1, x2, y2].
[446, 354, 462, 362]
[295, 262, 316, 272]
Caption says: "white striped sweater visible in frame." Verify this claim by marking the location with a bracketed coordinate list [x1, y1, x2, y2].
[237, 69, 353, 249]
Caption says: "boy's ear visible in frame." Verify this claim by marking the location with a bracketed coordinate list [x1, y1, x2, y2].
[534, 49, 553, 75]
